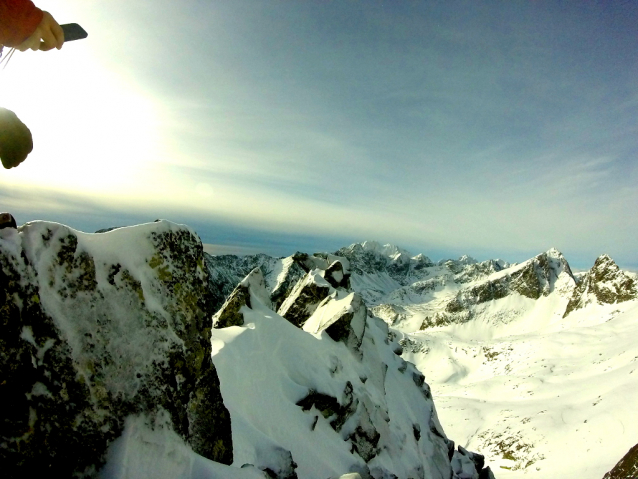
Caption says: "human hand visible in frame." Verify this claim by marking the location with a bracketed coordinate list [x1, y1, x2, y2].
[16, 11, 64, 52]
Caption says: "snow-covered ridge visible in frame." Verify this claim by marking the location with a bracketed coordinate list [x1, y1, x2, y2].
[210, 248, 495, 478]
[1, 225, 496, 479]
[206, 241, 638, 478]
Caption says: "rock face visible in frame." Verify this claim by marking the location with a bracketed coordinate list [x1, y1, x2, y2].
[303, 291, 368, 351]
[447, 249, 573, 309]
[0, 221, 232, 478]
[209, 245, 495, 479]
[277, 271, 334, 327]
[564, 254, 638, 317]
[212, 267, 272, 328]
[418, 249, 575, 328]
[602, 442, 638, 479]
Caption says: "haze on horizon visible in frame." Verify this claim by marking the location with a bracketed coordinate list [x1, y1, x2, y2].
[1, 0, 636, 269]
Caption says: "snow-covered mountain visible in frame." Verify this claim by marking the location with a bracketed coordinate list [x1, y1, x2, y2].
[0, 225, 494, 479]
[205, 240, 638, 479]
[335, 242, 638, 479]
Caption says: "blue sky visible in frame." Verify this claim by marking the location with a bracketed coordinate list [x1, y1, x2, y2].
[1, 0, 637, 269]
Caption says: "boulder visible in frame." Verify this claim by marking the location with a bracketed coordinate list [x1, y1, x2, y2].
[303, 291, 367, 350]
[278, 271, 333, 327]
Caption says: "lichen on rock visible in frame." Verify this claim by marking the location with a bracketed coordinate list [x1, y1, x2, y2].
[0, 220, 233, 477]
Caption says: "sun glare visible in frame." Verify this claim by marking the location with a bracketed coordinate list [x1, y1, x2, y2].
[0, 42, 162, 195]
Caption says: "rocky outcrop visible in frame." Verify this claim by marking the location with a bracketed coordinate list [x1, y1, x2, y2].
[205, 252, 278, 313]
[564, 254, 638, 317]
[277, 271, 334, 327]
[324, 260, 351, 289]
[205, 251, 340, 313]
[212, 267, 272, 328]
[0, 221, 232, 478]
[303, 291, 367, 350]
[602, 442, 638, 479]
[270, 256, 308, 310]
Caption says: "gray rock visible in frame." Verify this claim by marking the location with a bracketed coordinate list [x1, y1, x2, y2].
[278, 271, 333, 327]
[303, 291, 367, 350]
[213, 267, 272, 328]
[602, 442, 638, 479]
[564, 254, 638, 317]
[325, 260, 351, 289]
[0, 221, 232, 477]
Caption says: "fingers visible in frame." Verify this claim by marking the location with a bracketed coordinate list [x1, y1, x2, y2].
[42, 12, 65, 50]
[15, 34, 40, 52]
[15, 11, 64, 52]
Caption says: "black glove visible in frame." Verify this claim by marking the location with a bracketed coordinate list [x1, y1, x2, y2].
[0, 212, 17, 229]
[0, 108, 33, 169]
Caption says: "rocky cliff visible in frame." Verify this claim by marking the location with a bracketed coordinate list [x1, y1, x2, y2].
[564, 254, 638, 317]
[0, 221, 232, 477]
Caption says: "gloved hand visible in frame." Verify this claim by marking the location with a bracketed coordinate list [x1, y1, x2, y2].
[0, 107, 34, 169]
[0, 212, 17, 229]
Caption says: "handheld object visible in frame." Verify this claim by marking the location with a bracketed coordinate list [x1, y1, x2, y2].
[61, 23, 88, 42]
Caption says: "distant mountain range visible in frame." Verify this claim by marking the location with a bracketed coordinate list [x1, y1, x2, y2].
[3, 220, 634, 478]
[206, 241, 638, 479]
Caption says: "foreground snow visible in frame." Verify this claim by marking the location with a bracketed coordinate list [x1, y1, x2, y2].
[403, 300, 638, 478]
[209, 296, 453, 478]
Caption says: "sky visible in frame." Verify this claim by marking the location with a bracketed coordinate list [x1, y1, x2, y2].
[1, 0, 637, 269]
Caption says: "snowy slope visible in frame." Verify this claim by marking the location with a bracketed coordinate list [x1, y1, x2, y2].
[401, 300, 638, 478]
[335, 242, 638, 479]
[200, 240, 638, 478]
[209, 260, 495, 478]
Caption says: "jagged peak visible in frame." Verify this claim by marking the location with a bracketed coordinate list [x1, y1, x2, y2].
[457, 255, 478, 265]
[546, 247, 563, 257]
[592, 254, 618, 270]
[587, 254, 632, 285]
[438, 255, 477, 266]
[412, 253, 434, 264]
[349, 240, 413, 260]
[519, 248, 570, 271]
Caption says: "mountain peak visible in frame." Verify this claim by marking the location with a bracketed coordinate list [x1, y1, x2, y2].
[563, 253, 637, 316]
[545, 247, 564, 259]
[592, 253, 618, 271]
[357, 240, 412, 259]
